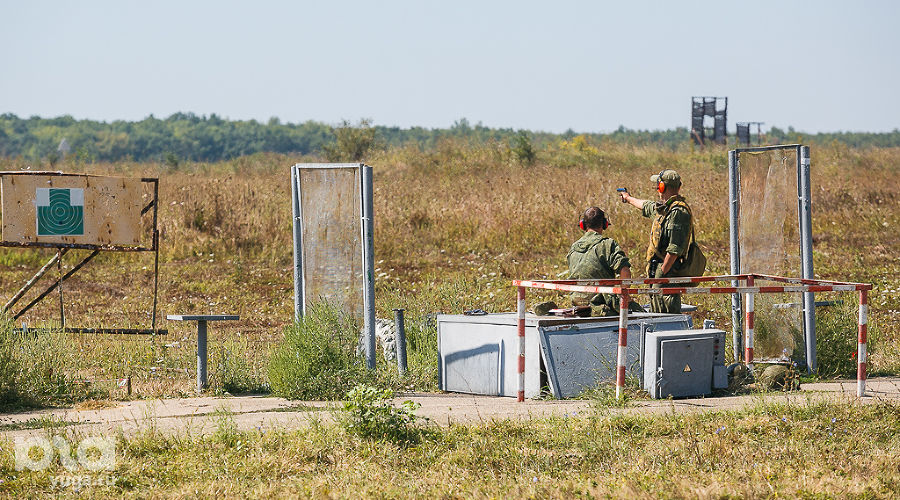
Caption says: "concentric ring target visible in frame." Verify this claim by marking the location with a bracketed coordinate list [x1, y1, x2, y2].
[37, 188, 84, 236]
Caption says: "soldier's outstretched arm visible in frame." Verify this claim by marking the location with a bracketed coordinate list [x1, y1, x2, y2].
[619, 191, 646, 210]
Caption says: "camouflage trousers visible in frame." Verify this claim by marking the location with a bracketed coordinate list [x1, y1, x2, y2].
[650, 284, 681, 314]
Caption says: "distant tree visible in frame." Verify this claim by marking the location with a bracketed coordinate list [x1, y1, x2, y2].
[511, 130, 536, 166]
[323, 119, 379, 162]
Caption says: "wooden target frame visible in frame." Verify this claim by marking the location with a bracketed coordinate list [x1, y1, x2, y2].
[0, 171, 164, 335]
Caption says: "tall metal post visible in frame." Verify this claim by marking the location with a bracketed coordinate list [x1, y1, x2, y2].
[197, 320, 208, 392]
[361, 164, 376, 370]
[728, 150, 743, 362]
[798, 145, 817, 372]
[290, 166, 304, 322]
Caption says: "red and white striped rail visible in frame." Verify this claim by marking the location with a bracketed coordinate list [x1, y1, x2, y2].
[745, 275, 755, 366]
[512, 273, 872, 401]
[858, 290, 868, 397]
[516, 286, 526, 402]
[616, 293, 628, 400]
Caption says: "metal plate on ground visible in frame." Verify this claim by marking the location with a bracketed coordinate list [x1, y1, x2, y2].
[538, 315, 692, 398]
[443, 342, 502, 396]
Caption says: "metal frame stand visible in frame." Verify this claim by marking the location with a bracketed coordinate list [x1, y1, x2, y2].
[728, 145, 817, 372]
[291, 163, 376, 370]
[0, 175, 164, 335]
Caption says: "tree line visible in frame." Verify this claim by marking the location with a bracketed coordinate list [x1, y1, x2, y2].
[1, 113, 898, 164]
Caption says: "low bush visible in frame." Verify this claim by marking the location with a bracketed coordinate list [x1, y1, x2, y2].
[815, 300, 869, 378]
[268, 303, 371, 400]
[338, 384, 424, 445]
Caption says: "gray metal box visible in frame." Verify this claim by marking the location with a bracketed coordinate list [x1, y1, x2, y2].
[643, 329, 728, 399]
[437, 312, 692, 398]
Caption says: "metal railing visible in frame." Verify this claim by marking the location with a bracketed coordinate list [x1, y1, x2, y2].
[511, 274, 872, 402]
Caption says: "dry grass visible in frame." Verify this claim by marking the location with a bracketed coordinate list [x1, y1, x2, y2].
[0, 399, 898, 497]
[0, 140, 898, 400]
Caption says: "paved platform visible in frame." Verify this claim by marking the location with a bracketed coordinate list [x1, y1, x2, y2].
[1, 378, 898, 441]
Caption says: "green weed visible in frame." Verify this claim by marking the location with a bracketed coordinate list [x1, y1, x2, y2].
[337, 384, 426, 445]
[268, 303, 371, 400]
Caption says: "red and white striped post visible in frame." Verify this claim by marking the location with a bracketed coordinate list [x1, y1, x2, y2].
[516, 286, 526, 402]
[615, 292, 629, 400]
[744, 276, 755, 366]
[857, 289, 868, 397]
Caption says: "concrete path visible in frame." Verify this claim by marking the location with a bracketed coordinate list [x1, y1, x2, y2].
[1, 378, 898, 441]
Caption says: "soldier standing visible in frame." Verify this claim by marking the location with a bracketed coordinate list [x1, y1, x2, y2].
[619, 169, 693, 313]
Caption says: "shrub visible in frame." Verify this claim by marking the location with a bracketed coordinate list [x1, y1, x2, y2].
[815, 300, 868, 378]
[0, 322, 105, 410]
[511, 130, 536, 165]
[323, 119, 378, 162]
[338, 384, 423, 444]
[268, 303, 370, 400]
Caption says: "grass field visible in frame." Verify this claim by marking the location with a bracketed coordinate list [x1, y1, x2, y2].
[1, 139, 899, 496]
[0, 140, 898, 402]
[1, 399, 899, 497]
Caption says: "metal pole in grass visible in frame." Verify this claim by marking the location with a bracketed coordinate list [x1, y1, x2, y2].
[393, 308, 407, 376]
[290, 166, 303, 322]
[799, 145, 817, 373]
[361, 164, 376, 370]
[616, 291, 629, 400]
[197, 319, 208, 392]
[744, 275, 755, 367]
[728, 149, 743, 363]
[517, 286, 526, 402]
[857, 289, 868, 397]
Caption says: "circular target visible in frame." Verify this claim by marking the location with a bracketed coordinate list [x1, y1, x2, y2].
[37, 189, 84, 236]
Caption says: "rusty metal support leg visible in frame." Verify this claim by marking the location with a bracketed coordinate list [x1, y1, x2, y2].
[57, 249, 65, 328]
[150, 179, 160, 334]
[14, 250, 100, 320]
[2, 249, 68, 313]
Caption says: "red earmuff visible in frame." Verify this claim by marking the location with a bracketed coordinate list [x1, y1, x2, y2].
[658, 181, 665, 193]
[579, 219, 585, 231]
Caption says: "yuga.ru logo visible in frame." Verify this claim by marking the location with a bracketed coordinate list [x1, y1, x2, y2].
[14, 435, 116, 472]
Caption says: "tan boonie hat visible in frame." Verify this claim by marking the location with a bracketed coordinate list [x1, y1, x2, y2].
[650, 169, 682, 189]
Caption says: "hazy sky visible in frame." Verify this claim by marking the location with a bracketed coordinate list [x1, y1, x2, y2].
[2, 1, 898, 133]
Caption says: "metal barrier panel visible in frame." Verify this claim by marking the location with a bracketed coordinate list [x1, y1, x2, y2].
[734, 146, 810, 366]
[294, 165, 364, 319]
[291, 164, 376, 369]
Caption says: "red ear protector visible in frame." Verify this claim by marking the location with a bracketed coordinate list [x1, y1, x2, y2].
[579, 210, 610, 231]
[656, 170, 666, 193]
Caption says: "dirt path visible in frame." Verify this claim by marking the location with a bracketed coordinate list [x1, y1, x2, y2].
[2, 378, 898, 441]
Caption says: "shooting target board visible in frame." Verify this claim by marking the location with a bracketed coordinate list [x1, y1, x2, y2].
[1, 173, 142, 246]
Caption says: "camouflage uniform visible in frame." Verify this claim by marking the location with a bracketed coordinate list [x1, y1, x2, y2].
[641, 195, 692, 314]
[566, 232, 643, 316]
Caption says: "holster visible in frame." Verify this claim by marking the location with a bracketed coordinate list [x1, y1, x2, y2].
[648, 257, 662, 279]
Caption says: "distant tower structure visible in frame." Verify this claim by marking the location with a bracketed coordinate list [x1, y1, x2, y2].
[690, 97, 727, 145]
[736, 122, 765, 146]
